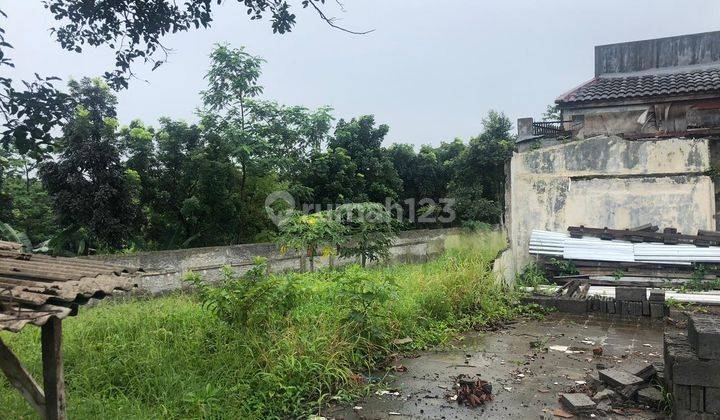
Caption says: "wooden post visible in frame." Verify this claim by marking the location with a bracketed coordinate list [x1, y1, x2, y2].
[0, 337, 46, 414]
[41, 317, 66, 420]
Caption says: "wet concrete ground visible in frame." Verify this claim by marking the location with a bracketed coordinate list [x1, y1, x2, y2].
[327, 314, 667, 419]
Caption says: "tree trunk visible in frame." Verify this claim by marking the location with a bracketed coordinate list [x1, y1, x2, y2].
[308, 247, 315, 272]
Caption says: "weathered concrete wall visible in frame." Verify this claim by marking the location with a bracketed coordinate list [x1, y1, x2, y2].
[507, 135, 715, 275]
[561, 102, 720, 139]
[595, 31, 720, 77]
[86, 228, 462, 295]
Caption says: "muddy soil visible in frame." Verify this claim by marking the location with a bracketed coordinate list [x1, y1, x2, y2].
[326, 314, 668, 419]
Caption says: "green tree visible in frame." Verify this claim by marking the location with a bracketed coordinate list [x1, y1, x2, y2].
[542, 104, 561, 121]
[1, 151, 57, 245]
[329, 115, 402, 203]
[388, 140, 466, 227]
[301, 147, 361, 205]
[334, 202, 397, 267]
[39, 78, 140, 251]
[276, 211, 346, 272]
[449, 110, 514, 224]
[1, 1, 361, 161]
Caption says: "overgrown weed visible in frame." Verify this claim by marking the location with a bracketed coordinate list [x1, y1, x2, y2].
[0, 231, 539, 419]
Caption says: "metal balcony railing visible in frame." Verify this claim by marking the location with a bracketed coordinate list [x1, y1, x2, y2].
[532, 121, 570, 137]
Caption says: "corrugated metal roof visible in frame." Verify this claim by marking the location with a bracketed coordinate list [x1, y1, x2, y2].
[557, 67, 720, 105]
[0, 247, 138, 333]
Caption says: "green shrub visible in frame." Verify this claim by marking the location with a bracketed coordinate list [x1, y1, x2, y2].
[548, 257, 579, 276]
[517, 261, 549, 288]
[460, 220, 493, 233]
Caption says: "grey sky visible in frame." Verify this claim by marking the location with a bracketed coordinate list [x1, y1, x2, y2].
[4, 1, 720, 147]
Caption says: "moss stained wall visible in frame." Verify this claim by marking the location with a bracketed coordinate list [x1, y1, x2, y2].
[507, 135, 715, 278]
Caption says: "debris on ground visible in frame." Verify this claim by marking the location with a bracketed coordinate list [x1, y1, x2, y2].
[636, 386, 663, 409]
[598, 367, 644, 389]
[551, 407, 574, 418]
[559, 392, 596, 414]
[375, 389, 401, 397]
[592, 388, 615, 402]
[447, 374, 493, 408]
[392, 337, 413, 346]
[392, 364, 408, 372]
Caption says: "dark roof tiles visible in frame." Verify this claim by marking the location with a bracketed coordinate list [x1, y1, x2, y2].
[557, 67, 720, 105]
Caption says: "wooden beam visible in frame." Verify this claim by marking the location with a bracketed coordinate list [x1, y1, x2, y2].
[41, 317, 66, 420]
[0, 337, 46, 414]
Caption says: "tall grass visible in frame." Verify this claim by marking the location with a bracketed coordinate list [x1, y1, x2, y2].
[0, 231, 530, 419]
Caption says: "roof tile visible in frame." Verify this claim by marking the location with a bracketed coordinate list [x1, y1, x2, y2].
[558, 67, 720, 104]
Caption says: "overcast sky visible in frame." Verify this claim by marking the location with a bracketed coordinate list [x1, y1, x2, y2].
[4, 1, 720, 147]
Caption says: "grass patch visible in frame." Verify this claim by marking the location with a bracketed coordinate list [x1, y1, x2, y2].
[0, 231, 535, 419]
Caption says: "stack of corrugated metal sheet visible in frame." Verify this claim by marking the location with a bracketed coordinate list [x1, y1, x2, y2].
[0, 247, 139, 333]
[530, 229, 720, 265]
[528, 230, 565, 256]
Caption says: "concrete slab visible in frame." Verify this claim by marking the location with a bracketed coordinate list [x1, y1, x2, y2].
[599, 367, 644, 388]
[559, 393, 595, 413]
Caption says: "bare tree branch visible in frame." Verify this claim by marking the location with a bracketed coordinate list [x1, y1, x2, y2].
[306, 0, 373, 35]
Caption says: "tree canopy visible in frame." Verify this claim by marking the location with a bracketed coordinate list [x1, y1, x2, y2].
[1, 29, 516, 254]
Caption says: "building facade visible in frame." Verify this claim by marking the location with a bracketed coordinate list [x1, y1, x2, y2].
[502, 31, 720, 280]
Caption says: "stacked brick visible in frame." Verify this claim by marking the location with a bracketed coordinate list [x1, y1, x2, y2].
[665, 314, 720, 419]
[525, 287, 667, 319]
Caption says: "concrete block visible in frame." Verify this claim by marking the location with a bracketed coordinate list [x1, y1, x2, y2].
[599, 367, 644, 389]
[649, 288, 666, 302]
[673, 409, 719, 420]
[674, 384, 692, 411]
[642, 300, 650, 316]
[665, 332, 687, 388]
[651, 302, 665, 319]
[620, 300, 635, 317]
[637, 386, 663, 409]
[560, 393, 596, 413]
[691, 385, 704, 412]
[669, 334, 720, 388]
[616, 287, 647, 301]
[597, 298, 606, 313]
[555, 297, 588, 315]
[616, 300, 624, 317]
[607, 299, 616, 314]
[688, 314, 720, 360]
[705, 387, 720, 414]
[621, 361, 656, 381]
[632, 301, 643, 316]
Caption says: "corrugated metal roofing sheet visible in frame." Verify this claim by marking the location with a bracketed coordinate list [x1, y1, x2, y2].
[0, 248, 138, 333]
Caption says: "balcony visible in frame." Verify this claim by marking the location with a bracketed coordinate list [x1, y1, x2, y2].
[531, 121, 569, 137]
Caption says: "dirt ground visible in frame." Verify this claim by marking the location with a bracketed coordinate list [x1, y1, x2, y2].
[326, 314, 669, 419]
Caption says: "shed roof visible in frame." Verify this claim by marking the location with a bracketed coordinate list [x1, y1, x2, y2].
[556, 67, 720, 106]
[0, 245, 138, 333]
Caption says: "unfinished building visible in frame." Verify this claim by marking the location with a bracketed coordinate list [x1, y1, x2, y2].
[503, 31, 720, 278]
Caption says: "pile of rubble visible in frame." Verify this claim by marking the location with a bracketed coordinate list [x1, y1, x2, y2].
[665, 314, 720, 419]
[558, 360, 664, 416]
[447, 374, 493, 408]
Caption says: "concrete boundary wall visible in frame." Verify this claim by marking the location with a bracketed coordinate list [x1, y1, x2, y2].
[85, 228, 462, 295]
